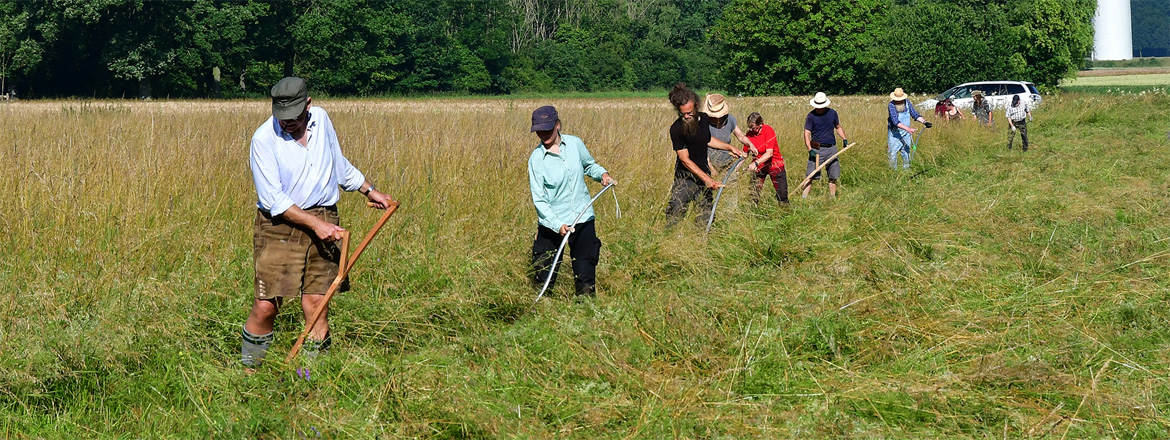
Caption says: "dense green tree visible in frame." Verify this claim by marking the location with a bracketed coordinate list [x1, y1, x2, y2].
[717, 0, 1095, 95]
[867, 2, 1021, 93]
[1133, 0, 1170, 57]
[712, 0, 886, 95]
[1010, 0, 1096, 87]
[0, 0, 1101, 97]
[0, 1, 42, 96]
[184, 0, 268, 96]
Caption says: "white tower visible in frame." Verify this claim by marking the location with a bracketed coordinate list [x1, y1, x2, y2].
[1093, 0, 1133, 61]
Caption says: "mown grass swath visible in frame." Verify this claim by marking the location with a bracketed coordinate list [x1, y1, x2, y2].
[0, 94, 1168, 438]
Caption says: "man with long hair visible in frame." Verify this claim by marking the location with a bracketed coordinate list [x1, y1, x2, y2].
[665, 82, 725, 227]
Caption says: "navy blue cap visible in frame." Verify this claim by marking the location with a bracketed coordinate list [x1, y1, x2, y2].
[530, 105, 559, 132]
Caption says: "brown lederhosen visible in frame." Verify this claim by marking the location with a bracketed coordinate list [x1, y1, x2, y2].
[253, 206, 348, 299]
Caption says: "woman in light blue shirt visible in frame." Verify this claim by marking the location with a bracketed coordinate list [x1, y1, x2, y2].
[528, 106, 615, 298]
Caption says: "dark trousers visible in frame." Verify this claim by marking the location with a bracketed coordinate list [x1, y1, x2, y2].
[532, 220, 600, 293]
[1008, 119, 1029, 150]
[751, 167, 789, 205]
[664, 176, 714, 228]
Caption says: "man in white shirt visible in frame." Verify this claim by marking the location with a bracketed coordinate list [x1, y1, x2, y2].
[242, 77, 393, 368]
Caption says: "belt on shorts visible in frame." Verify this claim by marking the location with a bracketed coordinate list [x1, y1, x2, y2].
[258, 204, 337, 220]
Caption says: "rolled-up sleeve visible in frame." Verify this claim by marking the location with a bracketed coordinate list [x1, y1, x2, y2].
[250, 135, 295, 216]
[323, 112, 365, 191]
[529, 153, 563, 231]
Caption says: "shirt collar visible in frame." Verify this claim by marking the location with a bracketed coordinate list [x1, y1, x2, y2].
[538, 137, 567, 157]
[273, 111, 316, 140]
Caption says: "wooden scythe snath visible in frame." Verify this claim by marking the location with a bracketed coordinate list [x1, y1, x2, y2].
[286, 201, 400, 362]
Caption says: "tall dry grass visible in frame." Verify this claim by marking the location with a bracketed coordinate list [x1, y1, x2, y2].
[1, 93, 1169, 438]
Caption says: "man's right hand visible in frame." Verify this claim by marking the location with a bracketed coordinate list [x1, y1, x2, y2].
[313, 220, 347, 242]
[705, 179, 724, 190]
[559, 224, 575, 235]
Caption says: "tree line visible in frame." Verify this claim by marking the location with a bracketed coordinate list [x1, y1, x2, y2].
[0, 0, 1107, 99]
[1133, 0, 1170, 58]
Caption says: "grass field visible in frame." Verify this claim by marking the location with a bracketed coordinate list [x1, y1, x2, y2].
[2, 93, 1169, 438]
[1062, 73, 1170, 87]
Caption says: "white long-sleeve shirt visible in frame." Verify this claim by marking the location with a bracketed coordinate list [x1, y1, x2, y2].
[249, 107, 365, 216]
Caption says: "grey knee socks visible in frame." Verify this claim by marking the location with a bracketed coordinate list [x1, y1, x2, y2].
[301, 334, 332, 359]
[241, 327, 273, 366]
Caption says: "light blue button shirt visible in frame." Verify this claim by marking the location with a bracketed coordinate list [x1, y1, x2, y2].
[250, 107, 365, 216]
[528, 134, 607, 231]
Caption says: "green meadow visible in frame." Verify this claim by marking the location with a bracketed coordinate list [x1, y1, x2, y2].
[1, 93, 1168, 438]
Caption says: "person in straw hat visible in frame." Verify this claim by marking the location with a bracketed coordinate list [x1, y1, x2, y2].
[972, 90, 993, 127]
[801, 92, 849, 198]
[701, 93, 752, 177]
[242, 77, 394, 369]
[886, 87, 931, 170]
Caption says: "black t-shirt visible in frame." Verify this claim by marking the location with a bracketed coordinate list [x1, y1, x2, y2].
[670, 113, 712, 180]
[804, 108, 840, 146]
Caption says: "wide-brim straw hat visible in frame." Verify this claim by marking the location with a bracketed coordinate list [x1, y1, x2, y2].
[809, 91, 831, 109]
[972, 90, 984, 97]
[889, 87, 908, 101]
[704, 93, 730, 118]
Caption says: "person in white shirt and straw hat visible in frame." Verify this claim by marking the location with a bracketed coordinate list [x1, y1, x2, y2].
[701, 93, 751, 178]
[802, 92, 849, 198]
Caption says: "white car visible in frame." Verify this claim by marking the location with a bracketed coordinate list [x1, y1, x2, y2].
[918, 81, 1041, 111]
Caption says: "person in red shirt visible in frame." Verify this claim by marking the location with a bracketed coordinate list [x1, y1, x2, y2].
[743, 112, 788, 205]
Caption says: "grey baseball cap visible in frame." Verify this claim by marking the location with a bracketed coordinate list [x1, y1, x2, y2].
[270, 77, 308, 120]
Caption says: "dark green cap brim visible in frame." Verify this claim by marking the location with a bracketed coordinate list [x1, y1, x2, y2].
[271, 77, 308, 120]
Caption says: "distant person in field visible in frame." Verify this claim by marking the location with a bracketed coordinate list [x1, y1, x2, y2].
[242, 77, 394, 369]
[743, 112, 788, 205]
[934, 98, 948, 118]
[972, 90, 993, 127]
[887, 87, 931, 170]
[702, 93, 753, 177]
[1006, 94, 1032, 151]
[665, 82, 725, 227]
[527, 105, 616, 299]
[943, 96, 965, 121]
[801, 92, 849, 198]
